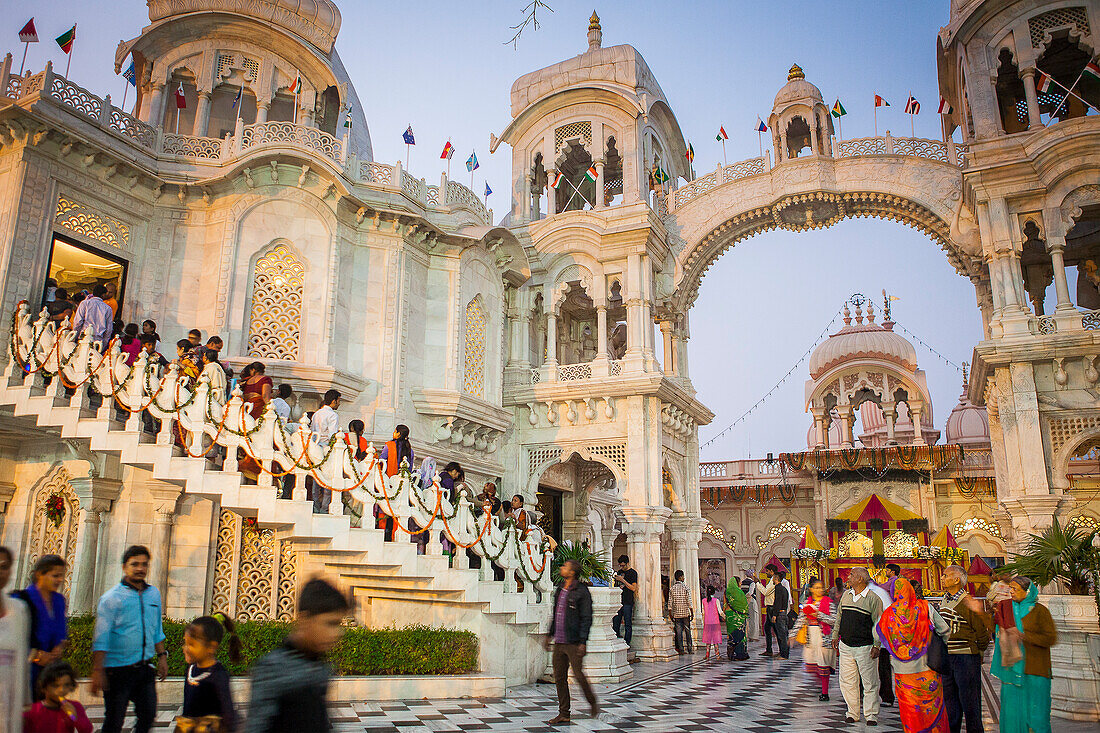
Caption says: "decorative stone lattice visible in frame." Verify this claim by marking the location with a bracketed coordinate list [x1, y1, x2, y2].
[27, 466, 79, 593]
[209, 509, 297, 621]
[757, 521, 803, 548]
[238, 527, 277, 621]
[1048, 416, 1100, 456]
[952, 517, 1002, 538]
[587, 443, 627, 476]
[248, 244, 303, 360]
[1067, 515, 1100, 531]
[210, 509, 238, 614]
[528, 445, 564, 482]
[1029, 7, 1090, 48]
[462, 297, 487, 398]
[555, 121, 592, 153]
[54, 195, 131, 250]
[703, 521, 736, 551]
[276, 541, 297, 621]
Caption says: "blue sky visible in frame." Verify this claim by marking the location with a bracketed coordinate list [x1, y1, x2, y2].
[4, 1, 983, 457]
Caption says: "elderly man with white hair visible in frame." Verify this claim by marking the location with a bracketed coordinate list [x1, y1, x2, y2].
[830, 567, 884, 726]
[939, 564, 990, 733]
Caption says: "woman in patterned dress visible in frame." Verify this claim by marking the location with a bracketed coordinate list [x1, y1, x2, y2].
[791, 578, 836, 700]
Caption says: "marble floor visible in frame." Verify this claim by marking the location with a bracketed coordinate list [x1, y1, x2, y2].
[83, 647, 1096, 732]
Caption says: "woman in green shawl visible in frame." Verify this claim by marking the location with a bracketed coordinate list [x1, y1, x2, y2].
[724, 576, 749, 660]
[992, 576, 1058, 733]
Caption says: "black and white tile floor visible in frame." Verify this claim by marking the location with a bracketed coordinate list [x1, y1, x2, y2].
[84, 647, 1097, 732]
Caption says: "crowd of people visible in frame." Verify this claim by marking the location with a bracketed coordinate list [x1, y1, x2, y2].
[654, 563, 1058, 732]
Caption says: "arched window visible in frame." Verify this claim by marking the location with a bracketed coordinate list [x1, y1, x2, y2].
[785, 116, 812, 158]
[248, 243, 304, 360]
[27, 466, 80, 593]
[463, 296, 487, 398]
[995, 48, 1028, 133]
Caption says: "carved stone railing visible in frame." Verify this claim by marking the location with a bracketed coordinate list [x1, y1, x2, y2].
[671, 155, 769, 210]
[401, 170, 426, 201]
[241, 121, 344, 165]
[700, 461, 728, 477]
[557, 361, 592, 382]
[8, 303, 552, 592]
[360, 161, 394, 185]
[161, 132, 224, 160]
[445, 180, 490, 223]
[835, 136, 889, 157]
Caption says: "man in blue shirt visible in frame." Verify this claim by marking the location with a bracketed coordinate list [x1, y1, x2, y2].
[91, 545, 168, 733]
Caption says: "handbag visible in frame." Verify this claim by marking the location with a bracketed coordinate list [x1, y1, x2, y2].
[795, 624, 809, 645]
[173, 716, 222, 733]
[926, 630, 949, 675]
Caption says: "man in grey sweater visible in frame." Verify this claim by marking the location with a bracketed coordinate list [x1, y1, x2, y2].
[830, 568, 884, 726]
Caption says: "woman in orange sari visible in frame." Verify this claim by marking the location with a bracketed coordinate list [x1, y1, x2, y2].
[875, 577, 951, 733]
[239, 361, 272, 481]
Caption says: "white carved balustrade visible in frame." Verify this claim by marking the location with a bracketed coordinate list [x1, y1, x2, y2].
[8, 303, 552, 593]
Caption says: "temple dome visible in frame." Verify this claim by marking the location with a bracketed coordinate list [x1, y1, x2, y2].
[945, 383, 990, 446]
[147, 0, 342, 52]
[773, 63, 824, 109]
[808, 307, 918, 380]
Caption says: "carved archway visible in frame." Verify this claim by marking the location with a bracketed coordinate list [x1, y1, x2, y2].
[22, 465, 80, 593]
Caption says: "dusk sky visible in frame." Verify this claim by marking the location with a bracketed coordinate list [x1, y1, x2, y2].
[3, 1, 992, 459]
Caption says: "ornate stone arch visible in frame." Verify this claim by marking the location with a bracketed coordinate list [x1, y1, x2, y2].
[1049, 416, 1100, 489]
[247, 240, 305, 360]
[21, 465, 80, 593]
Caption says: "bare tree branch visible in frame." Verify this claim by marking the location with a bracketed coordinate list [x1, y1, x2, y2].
[506, 0, 554, 49]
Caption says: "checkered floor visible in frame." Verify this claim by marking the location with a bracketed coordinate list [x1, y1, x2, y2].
[83, 644, 1096, 732]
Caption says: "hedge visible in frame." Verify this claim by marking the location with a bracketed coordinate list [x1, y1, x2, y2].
[66, 615, 478, 676]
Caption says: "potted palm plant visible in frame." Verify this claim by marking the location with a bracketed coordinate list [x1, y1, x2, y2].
[1001, 518, 1100, 722]
[550, 540, 612, 585]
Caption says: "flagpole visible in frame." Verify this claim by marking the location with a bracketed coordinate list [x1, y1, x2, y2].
[64, 25, 75, 78]
[910, 112, 915, 138]
[874, 105, 878, 137]
[1050, 53, 1098, 118]
[176, 107, 180, 134]
[121, 82, 128, 113]
[406, 142, 410, 169]
[757, 131, 762, 157]
[721, 139, 727, 167]
[837, 115, 842, 141]
[234, 89, 242, 126]
[18, 42, 29, 77]
[1045, 72, 1099, 114]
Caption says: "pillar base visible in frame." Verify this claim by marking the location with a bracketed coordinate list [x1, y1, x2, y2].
[583, 587, 633, 682]
[629, 619, 677, 662]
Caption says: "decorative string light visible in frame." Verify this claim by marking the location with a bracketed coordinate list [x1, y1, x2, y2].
[892, 321, 965, 373]
[701, 305, 845, 449]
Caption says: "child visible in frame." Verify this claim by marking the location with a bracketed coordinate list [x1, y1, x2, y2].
[139, 334, 168, 368]
[245, 579, 350, 733]
[177, 614, 240, 733]
[22, 661, 93, 733]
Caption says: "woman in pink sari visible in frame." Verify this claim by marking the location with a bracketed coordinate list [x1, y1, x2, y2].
[700, 585, 725, 660]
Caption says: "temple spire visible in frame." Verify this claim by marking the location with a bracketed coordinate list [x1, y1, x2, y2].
[588, 11, 602, 51]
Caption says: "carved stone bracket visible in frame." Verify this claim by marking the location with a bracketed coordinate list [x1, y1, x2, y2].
[411, 388, 512, 457]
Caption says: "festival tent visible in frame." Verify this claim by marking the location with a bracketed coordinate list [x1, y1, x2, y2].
[833, 493, 923, 523]
[930, 524, 959, 548]
[967, 555, 992, 597]
[799, 526, 825, 551]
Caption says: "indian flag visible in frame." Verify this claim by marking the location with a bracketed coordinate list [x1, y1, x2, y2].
[550, 172, 564, 189]
[874, 94, 890, 108]
[1037, 72, 1055, 93]
[584, 164, 598, 182]
[831, 99, 847, 117]
[1084, 60, 1100, 81]
[55, 24, 76, 54]
[288, 72, 301, 94]
[716, 126, 728, 141]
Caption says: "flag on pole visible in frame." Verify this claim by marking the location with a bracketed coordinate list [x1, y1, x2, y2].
[874, 94, 890, 107]
[831, 99, 847, 117]
[466, 152, 479, 172]
[484, 182, 492, 197]
[287, 72, 301, 94]
[1084, 60, 1100, 81]
[583, 164, 598, 182]
[175, 83, 187, 109]
[440, 141, 455, 159]
[651, 165, 670, 184]
[755, 118, 768, 132]
[905, 95, 920, 114]
[937, 97, 953, 114]
[19, 18, 38, 43]
[1037, 72, 1055, 93]
[122, 61, 137, 87]
[685, 143, 694, 163]
[716, 126, 728, 141]
[549, 171, 564, 189]
[402, 125, 415, 145]
[231, 85, 243, 109]
[55, 25, 76, 54]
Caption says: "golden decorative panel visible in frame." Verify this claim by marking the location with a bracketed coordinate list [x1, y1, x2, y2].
[462, 297, 487, 398]
[248, 244, 304, 360]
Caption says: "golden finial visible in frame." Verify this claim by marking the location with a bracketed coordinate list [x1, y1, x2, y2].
[589, 11, 601, 30]
[788, 63, 805, 81]
[588, 11, 602, 51]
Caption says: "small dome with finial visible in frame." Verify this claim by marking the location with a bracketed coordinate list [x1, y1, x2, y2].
[773, 63, 823, 110]
[788, 63, 805, 81]
[587, 10, 602, 50]
[945, 363, 990, 446]
[589, 11, 601, 29]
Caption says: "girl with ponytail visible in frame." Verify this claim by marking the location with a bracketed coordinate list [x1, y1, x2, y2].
[176, 613, 240, 732]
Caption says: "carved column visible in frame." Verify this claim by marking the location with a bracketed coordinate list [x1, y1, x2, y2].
[1020, 68, 1044, 130]
[1043, 207, 1077, 318]
[594, 159, 606, 209]
[676, 315, 691, 380]
[595, 304, 609, 360]
[839, 407, 854, 448]
[659, 320, 675, 375]
[69, 475, 122, 614]
[810, 407, 827, 448]
[614, 506, 675, 661]
[256, 101, 270, 124]
[522, 172, 533, 221]
[624, 253, 645, 367]
[883, 402, 898, 445]
[147, 83, 165, 129]
[910, 405, 926, 446]
[808, 112, 819, 155]
[193, 91, 212, 137]
[547, 169, 558, 216]
[151, 506, 175, 591]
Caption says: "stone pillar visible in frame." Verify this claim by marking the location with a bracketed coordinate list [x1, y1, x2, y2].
[615, 506, 675, 661]
[659, 320, 675, 375]
[547, 169, 558, 216]
[594, 159, 605, 209]
[69, 475, 121, 613]
[676, 315, 691, 380]
[1020, 68, 1044, 130]
[147, 83, 165, 129]
[1043, 207, 1078, 320]
[151, 506, 175, 591]
[522, 172, 533, 221]
[624, 253, 645, 366]
[256, 101, 269, 124]
[808, 112, 819, 155]
[544, 309, 559, 380]
[595, 305, 609, 360]
[910, 405, 926, 446]
[883, 402, 898, 444]
[810, 408, 827, 448]
[640, 255, 658, 369]
[839, 407, 854, 448]
[193, 91, 212, 137]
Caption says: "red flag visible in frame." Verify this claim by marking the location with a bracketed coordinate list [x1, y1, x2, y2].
[874, 94, 889, 108]
[174, 83, 187, 109]
[19, 18, 38, 43]
[440, 140, 454, 160]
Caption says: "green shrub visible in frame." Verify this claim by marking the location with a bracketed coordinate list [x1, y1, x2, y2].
[64, 615, 478, 676]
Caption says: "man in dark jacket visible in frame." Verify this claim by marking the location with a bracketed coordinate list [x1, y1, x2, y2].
[768, 571, 791, 660]
[546, 559, 598, 724]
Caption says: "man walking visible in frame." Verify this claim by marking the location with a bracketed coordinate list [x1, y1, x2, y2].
[71, 283, 114, 346]
[831, 567, 883, 726]
[940, 565, 990, 733]
[611, 554, 638, 645]
[309, 389, 340, 514]
[754, 564, 782, 656]
[546, 559, 597, 724]
[768, 571, 791, 659]
[90, 545, 168, 733]
[667, 570, 694, 654]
